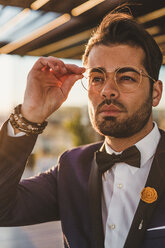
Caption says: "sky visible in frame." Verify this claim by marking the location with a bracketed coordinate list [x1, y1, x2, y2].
[0, 54, 165, 117]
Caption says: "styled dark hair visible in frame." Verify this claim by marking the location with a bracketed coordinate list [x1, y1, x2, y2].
[82, 6, 163, 82]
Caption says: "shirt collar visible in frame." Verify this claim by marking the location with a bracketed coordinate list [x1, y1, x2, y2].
[135, 122, 160, 167]
[105, 122, 161, 168]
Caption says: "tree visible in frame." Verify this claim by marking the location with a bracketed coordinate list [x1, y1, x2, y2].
[64, 112, 95, 146]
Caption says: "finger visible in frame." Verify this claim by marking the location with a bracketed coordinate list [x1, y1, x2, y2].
[44, 81, 63, 88]
[47, 56, 68, 74]
[65, 64, 85, 75]
[42, 72, 63, 85]
[33, 57, 84, 78]
[41, 65, 60, 76]
[61, 74, 83, 95]
[42, 67, 59, 74]
[33, 57, 67, 74]
[41, 65, 49, 72]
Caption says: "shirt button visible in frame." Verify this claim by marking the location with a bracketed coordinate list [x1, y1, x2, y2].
[117, 183, 123, 189]
[110, 224, 116, 230]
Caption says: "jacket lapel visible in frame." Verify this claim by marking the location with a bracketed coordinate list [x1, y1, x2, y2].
[124, 131, 165, 248]
[88, 153, 104, 248]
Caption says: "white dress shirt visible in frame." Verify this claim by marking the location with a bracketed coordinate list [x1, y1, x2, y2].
[8, 121, 25, 137]
[102, 123, 161, 248]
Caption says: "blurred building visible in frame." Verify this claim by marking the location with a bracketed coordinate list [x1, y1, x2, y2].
[24, 105, 102, 176]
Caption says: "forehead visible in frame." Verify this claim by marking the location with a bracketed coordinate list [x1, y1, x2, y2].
[87, 44, 146, 71]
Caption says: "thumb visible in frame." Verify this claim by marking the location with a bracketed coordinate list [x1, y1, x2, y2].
[61, 73, 83, 96]
[67, 73, 83, 87]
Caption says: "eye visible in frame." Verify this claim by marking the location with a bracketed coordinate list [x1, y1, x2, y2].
[120, 75, 136, 82]
[91, 76, 104, 83]
[117, 71, 140, 85]
[89, 72, 105, 85]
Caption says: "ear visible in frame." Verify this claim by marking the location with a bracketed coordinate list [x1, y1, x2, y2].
[152, 80, 163, 107]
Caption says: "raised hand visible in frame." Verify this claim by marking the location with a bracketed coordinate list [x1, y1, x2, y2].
[21, 56, 84, 123]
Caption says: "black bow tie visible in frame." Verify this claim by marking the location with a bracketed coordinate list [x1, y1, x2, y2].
[96, 145, 141, 174]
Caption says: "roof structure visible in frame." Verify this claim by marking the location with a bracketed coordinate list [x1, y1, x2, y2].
[0, 0, 164, 63]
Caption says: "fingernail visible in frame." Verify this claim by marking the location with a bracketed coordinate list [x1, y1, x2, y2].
[41, 65, 47, 71]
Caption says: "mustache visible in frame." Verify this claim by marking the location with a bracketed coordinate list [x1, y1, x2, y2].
[96, 98, 127, 113]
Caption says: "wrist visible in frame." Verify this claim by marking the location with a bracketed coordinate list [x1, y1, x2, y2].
[21, 104, 46, 123]
[9, 104, 48, 136]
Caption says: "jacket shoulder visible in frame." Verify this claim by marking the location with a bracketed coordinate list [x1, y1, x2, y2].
[57, 141, 103, 173]
[61, 141, 103, 159]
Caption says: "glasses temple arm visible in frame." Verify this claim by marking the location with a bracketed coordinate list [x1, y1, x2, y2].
[142, 71, 156, 83]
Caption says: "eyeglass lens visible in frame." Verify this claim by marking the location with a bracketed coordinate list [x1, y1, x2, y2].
[81, 67, 141, 93]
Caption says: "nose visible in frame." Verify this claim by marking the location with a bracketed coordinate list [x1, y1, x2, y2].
[101, 76, 120, 99]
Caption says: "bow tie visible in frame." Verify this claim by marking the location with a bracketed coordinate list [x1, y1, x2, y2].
[96, 145, 141, 174]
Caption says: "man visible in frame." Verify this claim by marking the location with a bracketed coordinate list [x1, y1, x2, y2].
[0, 6, 164, 248]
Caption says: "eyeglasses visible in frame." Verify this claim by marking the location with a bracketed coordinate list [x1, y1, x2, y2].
[81, 66, 156, 93]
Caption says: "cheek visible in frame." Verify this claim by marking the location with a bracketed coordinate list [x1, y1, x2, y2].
[126, 101, 140, 116]
[126, 100, 137, 113]
[125, 91, 150, 115]
[88, 92, 98, 118]
[124, 89, 146, 106]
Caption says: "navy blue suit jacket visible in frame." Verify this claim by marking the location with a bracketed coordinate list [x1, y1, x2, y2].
[0, 122, 165, 248]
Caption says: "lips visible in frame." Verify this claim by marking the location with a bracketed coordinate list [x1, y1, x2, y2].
[98, 104, 122, 117]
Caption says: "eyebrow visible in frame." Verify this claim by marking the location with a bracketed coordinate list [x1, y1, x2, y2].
[88, 66, 140, 74]
[118, 67, 140, 73]
[89, 67, 105, 73]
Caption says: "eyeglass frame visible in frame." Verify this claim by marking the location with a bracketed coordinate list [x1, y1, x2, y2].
[81, 66, 156, 93]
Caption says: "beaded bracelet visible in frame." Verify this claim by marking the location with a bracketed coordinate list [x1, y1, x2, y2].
[9, 104, 48, 136]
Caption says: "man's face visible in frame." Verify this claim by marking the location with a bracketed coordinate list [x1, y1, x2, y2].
[87, 44, 154, 138]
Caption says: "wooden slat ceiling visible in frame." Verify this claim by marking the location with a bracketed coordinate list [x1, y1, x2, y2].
[0, 0, 164, 63]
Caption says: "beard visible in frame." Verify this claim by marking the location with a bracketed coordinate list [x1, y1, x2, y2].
[89, 95, 152, 138]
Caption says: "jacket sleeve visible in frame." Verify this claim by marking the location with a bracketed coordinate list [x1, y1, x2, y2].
[0, 121, 60, 226]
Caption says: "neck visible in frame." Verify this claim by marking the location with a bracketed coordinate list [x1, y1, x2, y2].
[105, 118, 154, 152]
